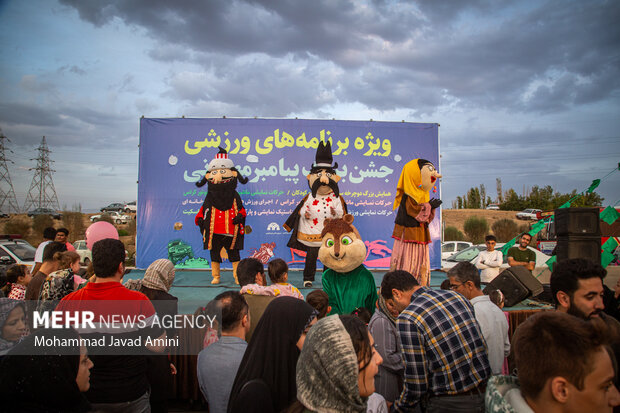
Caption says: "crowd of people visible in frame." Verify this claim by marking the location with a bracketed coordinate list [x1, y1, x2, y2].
[1, 227, 620, 412]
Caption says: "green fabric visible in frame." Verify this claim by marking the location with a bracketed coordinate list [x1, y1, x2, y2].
[601, 251, 616, 268]
[602, 237, 619, 253]
[600, 206, 620, 225]
[506, 247, 536, 264]
[587, 179, 601, 193]
[322, 265, 378, 315]
[501, 239, 517, 255]
[545, 255, 557, 271]
[558, 201, 572, 209]
[528, 221, 546, 235]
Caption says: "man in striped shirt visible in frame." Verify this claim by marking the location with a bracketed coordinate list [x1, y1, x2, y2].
[381, 270, 491, 412]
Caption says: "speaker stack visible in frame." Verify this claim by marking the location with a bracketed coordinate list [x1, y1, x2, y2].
[554, 207, 601, 264]
[483, 266, 544, 307]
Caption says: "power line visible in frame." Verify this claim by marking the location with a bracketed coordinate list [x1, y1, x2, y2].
[22, 136, 60, 212]
[0, 131, 21, 214]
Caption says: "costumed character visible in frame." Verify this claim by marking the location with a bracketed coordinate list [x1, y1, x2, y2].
[195, 147, 248, 284]
[389, 158, 442, 286]
[283, 141, 347, 287]
[319, 214, 378, 315]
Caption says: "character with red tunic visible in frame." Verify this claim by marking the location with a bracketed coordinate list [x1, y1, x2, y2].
[195, 147, 248, 284]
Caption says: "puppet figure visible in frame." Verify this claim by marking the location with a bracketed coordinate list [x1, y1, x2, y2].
[319, 214, 378, 315]
[195, 147, 248, 284]
[389, 158, 442, 286]
[284, 141, 347, 287]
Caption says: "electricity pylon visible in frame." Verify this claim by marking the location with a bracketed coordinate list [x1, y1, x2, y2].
[22, 136, 60, 212]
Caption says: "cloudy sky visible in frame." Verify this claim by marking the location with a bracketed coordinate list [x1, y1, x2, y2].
[1, 0, 619, 212]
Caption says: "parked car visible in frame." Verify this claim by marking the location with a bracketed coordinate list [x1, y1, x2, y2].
[441, 241, 473, 260]
[486, 204, 500, 210]
[0, 212, 9, 219]
[124, 201, 137, 213]
[73, 239, 92, 265]
[27, 207, 62, 220]
[90, 211, 131, 224]
[0, 237, 36, 272]
[516, 209, 542, 220]
[100, 203, 125, 212]
[441, 243, 551, 269]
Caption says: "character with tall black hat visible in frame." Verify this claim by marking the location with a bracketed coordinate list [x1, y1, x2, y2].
[195, 147, 248, 285]
[283, 141, 348, 287]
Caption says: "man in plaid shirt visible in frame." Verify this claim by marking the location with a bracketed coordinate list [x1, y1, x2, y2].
[381, 270, 491, 412]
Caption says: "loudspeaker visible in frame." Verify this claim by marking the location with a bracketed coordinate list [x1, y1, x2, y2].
[554, 207, 600, 236]
[555, 235, 601, 263]
[483, 267, 544, 307]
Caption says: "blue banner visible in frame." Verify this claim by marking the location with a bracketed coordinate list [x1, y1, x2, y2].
[137, 118, 440, 270]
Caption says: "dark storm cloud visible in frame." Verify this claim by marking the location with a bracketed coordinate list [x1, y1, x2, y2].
[0, 102, 63, 127]
[60, 0, 620, 116]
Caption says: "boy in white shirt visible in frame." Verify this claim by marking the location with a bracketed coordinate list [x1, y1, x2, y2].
[474, 235, 503, 283]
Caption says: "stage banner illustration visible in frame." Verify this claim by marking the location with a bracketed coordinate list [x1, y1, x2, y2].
[137, 118, 440, 270]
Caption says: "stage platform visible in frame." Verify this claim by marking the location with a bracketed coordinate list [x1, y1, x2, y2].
[123, 268, 553, 314]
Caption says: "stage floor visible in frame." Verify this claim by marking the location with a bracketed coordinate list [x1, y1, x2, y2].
[124, 268, 552, 314]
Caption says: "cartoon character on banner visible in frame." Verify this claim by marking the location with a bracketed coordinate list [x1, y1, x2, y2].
[195, 147, 249, 285]
[318, 214, 378, 315]
[389, 158, 442, 286]
[284, 141, 347, 287]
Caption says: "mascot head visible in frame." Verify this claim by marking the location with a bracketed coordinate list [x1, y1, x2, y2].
[197, 146, 248, 190]
[393, 158, 441, 210]
[307, 141, 341, 197]
[318, 214, 366, 273]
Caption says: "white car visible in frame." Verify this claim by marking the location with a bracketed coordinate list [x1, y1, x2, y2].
[124, 201, 137, 213]
[441, 243, 551, 269]
[0, 238, 36, 272]
[486, 204, 500, 210]
[441, 241, 473, 260]
[516, 209, 541, 220]
[90, 211, 131, 224]
[73, 240, 92, 265]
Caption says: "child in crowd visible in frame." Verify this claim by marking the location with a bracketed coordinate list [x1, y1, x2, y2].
[306, 290, 331, 319]
[489, 289, 505, 309]
[38, 251, 85, 311]
[351, 307, 372, 324]
[266, 258, 304, 299]
[2, 265, 32, 300]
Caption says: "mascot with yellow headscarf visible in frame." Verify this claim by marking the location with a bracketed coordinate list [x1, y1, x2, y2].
[390, 159, 442, 286]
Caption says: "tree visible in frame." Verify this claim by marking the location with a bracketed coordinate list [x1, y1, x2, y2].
[496, 178, 503, 204]
[464, 217, 489, 244]
[479, 184, 487, 208]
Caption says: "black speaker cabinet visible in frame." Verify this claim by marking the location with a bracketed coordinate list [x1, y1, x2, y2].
[554, 207, 600, 236]
[483, 267, 544, 308]
[555, 235, 601, 264]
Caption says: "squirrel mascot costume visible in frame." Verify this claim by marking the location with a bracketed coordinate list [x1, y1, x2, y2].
[319, 214, 378, 315]
[195, 147, 248, 284]
[284, 141, 347, 287]
[389, 158, 442, 286]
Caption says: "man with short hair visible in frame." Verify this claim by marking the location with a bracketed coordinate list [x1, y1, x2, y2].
[381, 270, 490, 412]
[506, 233, 536, 272]
[237, 257, 274, 342]
[550, 258, 620, 395]
[447, 262, 510, 375]
[57, 239, 166, 411]
[474, 234, 503, 282]
[25, 241, 66, 301]
[31, 226, 57, 275]
[54, 227, 76, 251]
[197, 291, 249, 413]
[486, 311, 620, 412]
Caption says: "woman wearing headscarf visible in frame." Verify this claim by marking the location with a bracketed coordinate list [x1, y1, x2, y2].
[0, 298, 27, 358]
[228, 296, 318, 413]
[288, 315, 384, 413]
[0, 327, 93, 412]
[139, 259, 179, 413]
[389, 159, 442, 286]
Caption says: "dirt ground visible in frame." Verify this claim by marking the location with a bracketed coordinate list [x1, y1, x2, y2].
[442, 209, 525, 233]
